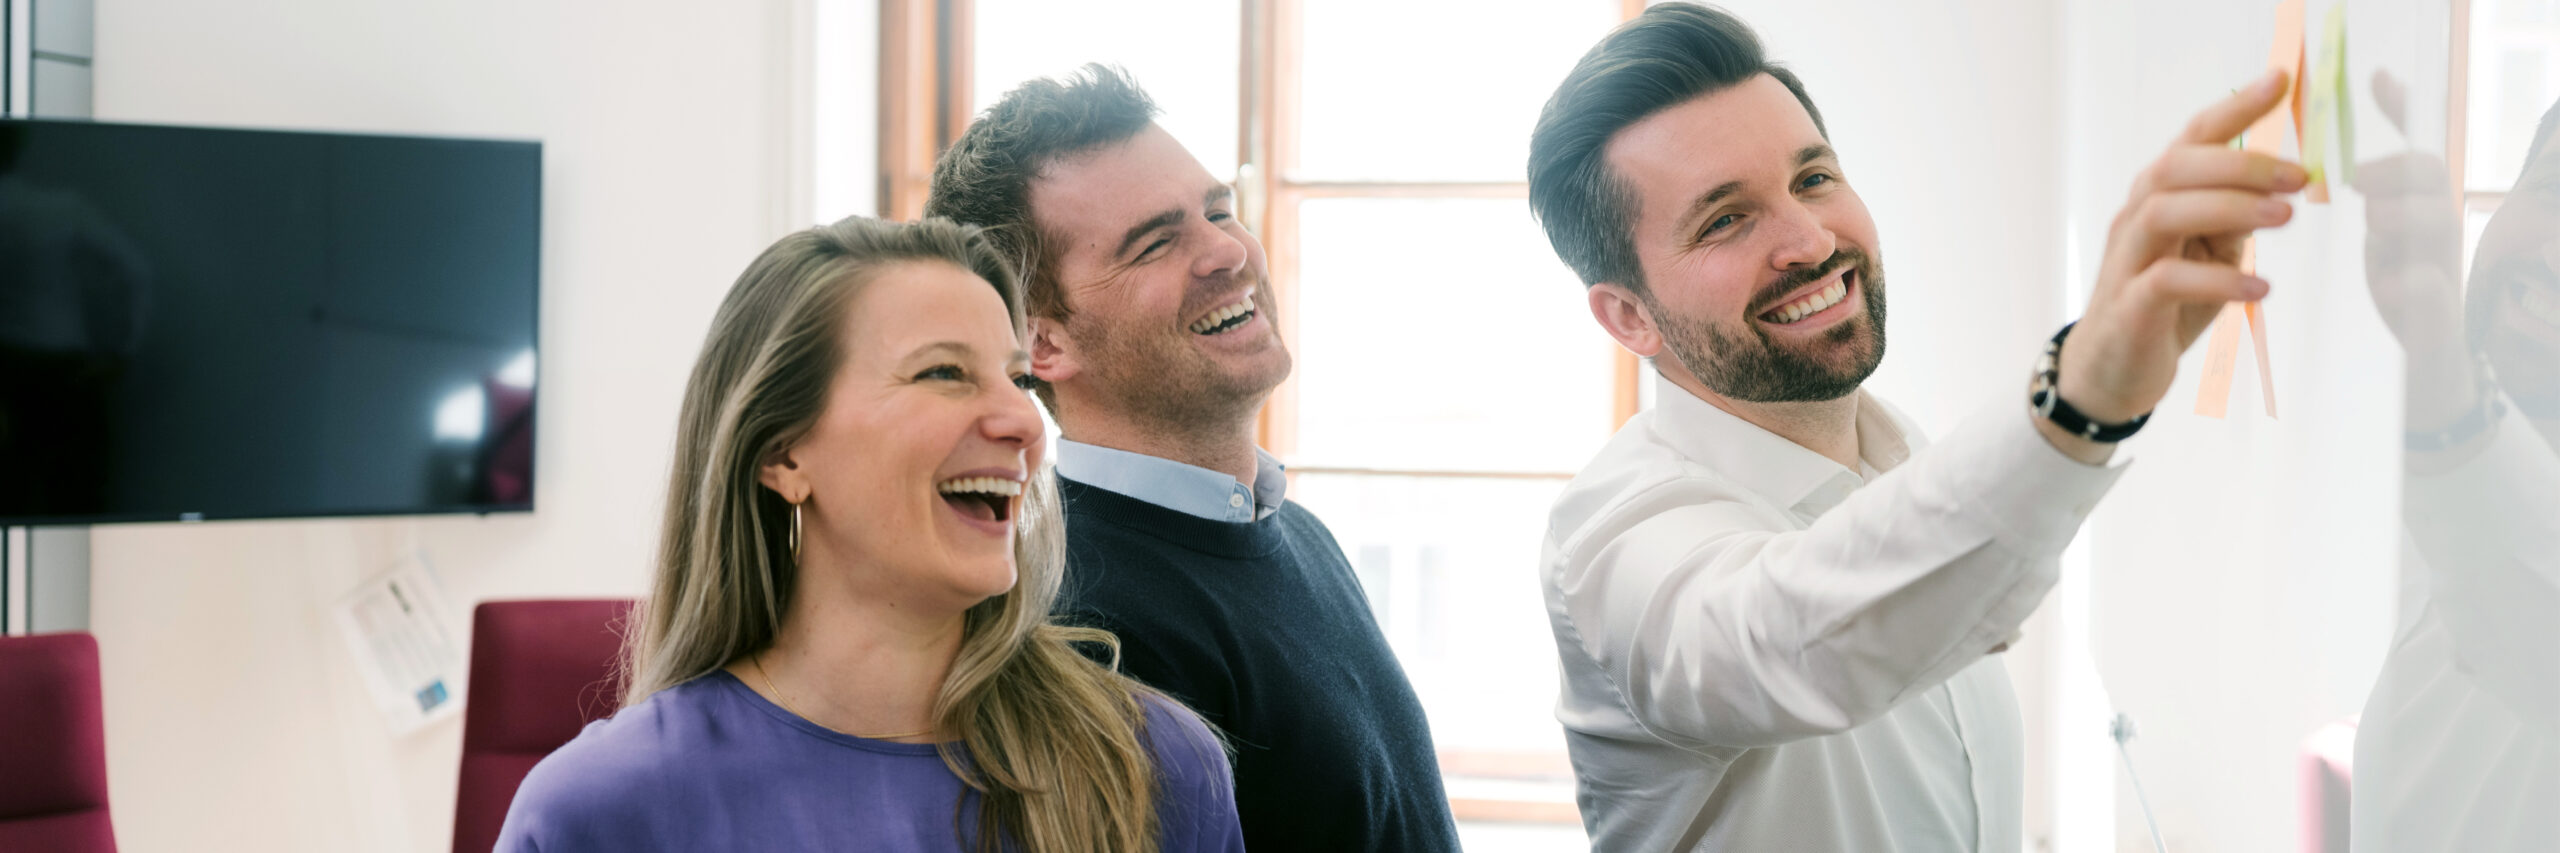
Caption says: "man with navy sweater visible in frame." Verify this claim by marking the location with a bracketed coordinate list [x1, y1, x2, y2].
[925, 65, 1460, 852]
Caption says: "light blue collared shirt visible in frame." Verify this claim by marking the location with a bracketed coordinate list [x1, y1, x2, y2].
[1053, 439, 1289, 522]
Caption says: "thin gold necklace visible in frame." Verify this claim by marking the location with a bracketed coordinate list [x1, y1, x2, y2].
[750, 651, 935, 741]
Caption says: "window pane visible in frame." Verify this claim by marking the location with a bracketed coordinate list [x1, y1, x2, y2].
[2498, 0, 2558, 26]
[1288, 472, 1571, 763]
[1291, 198, 1618, 473]
[2466, 1, 2560, 191]
[972, 0, 1242, 179]
[1294, 0, 1619, 182]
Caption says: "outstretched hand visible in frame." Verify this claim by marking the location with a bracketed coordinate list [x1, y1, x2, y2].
[2351, 69, 2483, 437]
[2059, 70, 2309, 426]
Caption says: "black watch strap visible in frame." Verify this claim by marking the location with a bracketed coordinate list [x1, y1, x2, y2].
[2030, 321, 2150, 443]
[2405, 358, 2505, 452]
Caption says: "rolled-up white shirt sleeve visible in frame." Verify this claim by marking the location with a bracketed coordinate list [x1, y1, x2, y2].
[1554, 404, 2127, 749]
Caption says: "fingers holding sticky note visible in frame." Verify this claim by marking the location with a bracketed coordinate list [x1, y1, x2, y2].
[2195, 0, 2311, 420]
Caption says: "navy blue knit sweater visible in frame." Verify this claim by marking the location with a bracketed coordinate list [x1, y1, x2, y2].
[1053, 477, 1460, 853]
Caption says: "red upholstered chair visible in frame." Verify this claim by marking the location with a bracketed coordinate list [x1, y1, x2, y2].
[452, 599, 636, 853]
[0, 632, 116, 853]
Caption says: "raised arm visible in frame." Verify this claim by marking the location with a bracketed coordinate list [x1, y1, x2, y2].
[1555, 404, 2117, 747]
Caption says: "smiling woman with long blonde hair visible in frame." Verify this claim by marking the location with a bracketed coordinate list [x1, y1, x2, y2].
[493, 216, 1242, 853]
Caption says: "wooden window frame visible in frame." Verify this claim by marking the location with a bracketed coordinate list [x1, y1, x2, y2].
[878, 0, 973, 221]
[1248, 0, 1648, 473]
[2450, 0, 2549, 265]
[888, 0, 1647, 466]
[2453, 0, 2471, 193]
[882, 0, 1652, 824]
[875, 0, 2521, 833]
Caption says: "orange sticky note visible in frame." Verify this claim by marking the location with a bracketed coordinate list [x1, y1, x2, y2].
[2248, 0, 2305, 160]
[2196, 302, 2247, 419]
[2196, 239, 2279, 418]
[2245, 299, 2275, 417]
[2195, 0, 2294, 419]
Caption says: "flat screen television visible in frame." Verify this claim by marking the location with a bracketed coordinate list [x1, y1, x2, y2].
[0, 118, 540, 525]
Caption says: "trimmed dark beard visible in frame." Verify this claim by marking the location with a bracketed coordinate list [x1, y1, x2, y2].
[1649, 247, 1888, 403]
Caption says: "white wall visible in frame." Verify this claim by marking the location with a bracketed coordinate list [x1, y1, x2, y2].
[81, 1, 868, 850]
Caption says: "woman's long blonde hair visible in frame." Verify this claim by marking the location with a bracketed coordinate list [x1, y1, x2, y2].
[625, 216, 1163, 853]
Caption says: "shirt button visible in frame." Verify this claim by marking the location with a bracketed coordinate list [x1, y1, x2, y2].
[1229, 493, 1247, 509]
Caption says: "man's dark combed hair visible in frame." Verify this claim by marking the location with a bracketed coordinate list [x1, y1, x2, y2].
[925, 63, 1160, 326]
[1527, 2, 1827, 292]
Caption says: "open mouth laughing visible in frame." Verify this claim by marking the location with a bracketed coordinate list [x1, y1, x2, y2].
[935, 474, 1022, 533]
[1758, 266, 1859, 329]
[1189, 291, 1259, 336]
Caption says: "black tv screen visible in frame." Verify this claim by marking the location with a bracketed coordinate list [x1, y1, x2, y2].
[0, 119, 540, 525]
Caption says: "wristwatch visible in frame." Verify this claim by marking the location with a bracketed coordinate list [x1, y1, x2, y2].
[2404, 357, 2505, 453]
[2030, 322, 2151, 443]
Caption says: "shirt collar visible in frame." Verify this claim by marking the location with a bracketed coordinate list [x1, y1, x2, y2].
[1646, 373, 1916, 516]
[1052, 438, 1289, 523]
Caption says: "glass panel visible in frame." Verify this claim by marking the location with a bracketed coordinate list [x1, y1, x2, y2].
[1294, 0, 1620, 182]
[2351, 29, 2558, 851]
[1287, 472, 1572, 765]
[1291, 198, 1618, 473]
[2089, 14, 2559, 850]
[971, 0, 1242, 179]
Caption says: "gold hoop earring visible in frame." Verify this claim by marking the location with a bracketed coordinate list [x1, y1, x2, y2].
[790, 502, 803, 563]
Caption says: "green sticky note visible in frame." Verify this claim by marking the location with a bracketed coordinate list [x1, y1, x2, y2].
[2323, 4, 2353, 184]
[2305, 3, 2352, 189]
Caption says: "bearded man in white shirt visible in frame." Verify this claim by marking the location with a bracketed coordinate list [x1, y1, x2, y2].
[1524, 5, 2310, 851]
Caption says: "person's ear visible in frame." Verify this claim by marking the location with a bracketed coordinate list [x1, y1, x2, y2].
[1028, 315, 1082, 385]
[1588, 282, 1665, 359]
[757, 443, 812, 505]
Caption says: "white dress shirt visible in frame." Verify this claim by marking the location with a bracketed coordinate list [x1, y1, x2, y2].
[1543, 376, 2124, 852]
[1053, 438, 1289, 522]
